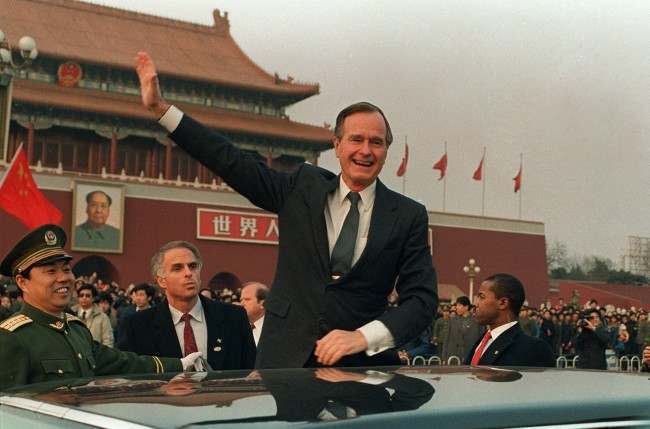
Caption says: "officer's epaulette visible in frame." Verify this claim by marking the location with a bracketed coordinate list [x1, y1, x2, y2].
[66, 314, 85, 325]
[0, 314, 33, 332]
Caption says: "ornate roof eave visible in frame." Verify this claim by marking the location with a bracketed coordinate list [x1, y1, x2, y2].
[11, 79, 333, 148]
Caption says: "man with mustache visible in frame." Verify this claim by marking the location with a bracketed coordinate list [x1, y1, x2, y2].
[118, 241, 256, 370]
[134, 52, 437, 368]
[0, 226, 202, 390]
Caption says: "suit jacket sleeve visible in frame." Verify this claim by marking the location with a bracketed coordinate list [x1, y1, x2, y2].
[170, 115, 294, 214]
[92, 339, 182, 375]
[377, 206, 438, 347]
[116, 312, 136, 352]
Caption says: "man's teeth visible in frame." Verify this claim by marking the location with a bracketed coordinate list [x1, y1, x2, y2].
[354, 160, 372, 166]
[55, 287, 69, 293]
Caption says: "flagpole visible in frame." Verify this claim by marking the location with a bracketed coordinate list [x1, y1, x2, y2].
[402, 135, 407, 195]
[0, 142, 23, 189]
[481, 146, 486, 217]
[442, 141, 447, 212]
[518, 153, 523, 220]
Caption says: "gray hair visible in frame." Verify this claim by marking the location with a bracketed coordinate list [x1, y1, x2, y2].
[150, 240, 203, 279]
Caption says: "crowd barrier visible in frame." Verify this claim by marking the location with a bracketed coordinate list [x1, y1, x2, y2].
[404, 354, 644, 372]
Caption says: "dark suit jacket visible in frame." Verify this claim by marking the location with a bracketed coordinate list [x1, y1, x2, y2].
[464, 323, 555, 367]
[262, 370, 435, 422]
[169, 115, 438, 368]
[117, 296, 255, 370]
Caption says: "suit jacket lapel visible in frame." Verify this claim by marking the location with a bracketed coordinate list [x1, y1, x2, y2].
[351, 180, 398, 272]
[202, 296, 226, 369]
[308, 174, 339, 280]
[479, 323, 520, 365]
[154, 302, 183, 358]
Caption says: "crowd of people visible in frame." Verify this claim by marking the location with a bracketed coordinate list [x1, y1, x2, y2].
[403, 296, 649, 370]
[0, 270, 259, 347]
[4, 269, 646, 371]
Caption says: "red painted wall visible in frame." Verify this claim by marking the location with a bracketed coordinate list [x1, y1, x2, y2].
[431, 225, 549, 306]
[1, 189, 550, 305]
[0, 190, 278, 286]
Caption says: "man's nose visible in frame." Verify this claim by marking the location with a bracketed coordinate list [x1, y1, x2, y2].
[358, 140, 372, 155]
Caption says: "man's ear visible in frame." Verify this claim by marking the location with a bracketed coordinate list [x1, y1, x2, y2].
[156, 276, 166, 291]
[333, 137, 341, 157]
[498, 297, 510, 311]
[15, 274, 27, 292]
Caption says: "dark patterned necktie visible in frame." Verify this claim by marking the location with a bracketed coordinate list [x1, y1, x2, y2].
[330, 192, 361, 278]
[181, 313, 198, 356]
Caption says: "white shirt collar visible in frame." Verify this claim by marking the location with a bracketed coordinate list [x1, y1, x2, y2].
[337, 176, 376, 212]
[169, 298, 204, 325]
[253, 315, 265, 330]
[488, 320, 518, 340]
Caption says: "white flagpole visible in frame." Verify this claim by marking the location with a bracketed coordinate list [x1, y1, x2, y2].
[402, 135, 407, 195]
[518, 153, 523, 220]
[481, 146, 486, 217]
[442, 141, 447, 212]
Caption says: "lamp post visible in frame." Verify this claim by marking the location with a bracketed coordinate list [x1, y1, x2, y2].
[463, 258, 481, 304]
[0, 29, 38, 164]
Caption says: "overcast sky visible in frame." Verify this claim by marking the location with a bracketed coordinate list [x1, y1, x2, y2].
[88, 0, 650, 263]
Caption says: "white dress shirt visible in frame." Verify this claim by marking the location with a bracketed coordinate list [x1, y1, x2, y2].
[252, 315, 264, 346]
[475, 321, 519, 360]
[168, 298, 208, 359]
[159, 107, 394, 356]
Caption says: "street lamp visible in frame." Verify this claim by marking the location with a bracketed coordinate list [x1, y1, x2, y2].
[0, 29, 38, 163]
[463, 258, 481, 304]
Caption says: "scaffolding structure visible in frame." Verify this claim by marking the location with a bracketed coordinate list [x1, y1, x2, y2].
[622, 236, 650, 278]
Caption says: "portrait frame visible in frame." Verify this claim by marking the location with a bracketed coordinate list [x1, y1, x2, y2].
[71, 180, 125, 254]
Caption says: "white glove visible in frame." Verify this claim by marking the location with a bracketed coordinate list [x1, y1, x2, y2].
[180, 352, 203, 371]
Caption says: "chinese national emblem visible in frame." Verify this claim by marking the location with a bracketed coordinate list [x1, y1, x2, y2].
[57, 62, 83, 88]
[44, 230, 57, 245]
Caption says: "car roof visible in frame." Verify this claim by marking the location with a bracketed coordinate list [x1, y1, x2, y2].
[1, 366, 649, 429]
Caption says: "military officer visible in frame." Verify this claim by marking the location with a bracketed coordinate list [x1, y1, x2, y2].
[0, 225, 202, 391]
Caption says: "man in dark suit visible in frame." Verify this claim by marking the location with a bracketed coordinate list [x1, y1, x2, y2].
[134, 52, 437, 368]
[118, 240, 256, 370]
[465, 273, 554, 367]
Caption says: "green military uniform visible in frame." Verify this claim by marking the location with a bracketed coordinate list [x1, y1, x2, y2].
[0, 303, 181, 390]
[73, 221, 120, 250]
[0, 224, 182, 391]
[432, 317, 449, 356]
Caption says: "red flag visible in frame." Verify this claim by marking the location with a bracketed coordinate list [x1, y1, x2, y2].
[472, 154, 484, 181]
[513, 165, 522, 193]
[0, 146, 62, 229]
[432, 152, 448, 180]
[396, 143, 409, 177]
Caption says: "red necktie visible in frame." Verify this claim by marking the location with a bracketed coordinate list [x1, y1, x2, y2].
[470, 330, 492, 366]
[181, 313, 198, 356]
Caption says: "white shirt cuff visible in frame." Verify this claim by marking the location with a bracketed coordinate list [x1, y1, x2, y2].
[357, 320, 394, 356]
[159, 105, 183, 132]
[360, 370, 394, 385]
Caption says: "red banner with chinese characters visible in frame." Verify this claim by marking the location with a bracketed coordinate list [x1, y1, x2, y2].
[197, 208, 279, 245]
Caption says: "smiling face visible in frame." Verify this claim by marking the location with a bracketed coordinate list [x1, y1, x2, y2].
[334, 111, 388, 191]
[16, 260, 75, 316]
[156, 247, 201, 307]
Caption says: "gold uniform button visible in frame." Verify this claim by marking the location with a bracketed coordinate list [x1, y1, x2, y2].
[77, 353, 82, 359]
[57, 369, 63, 374]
